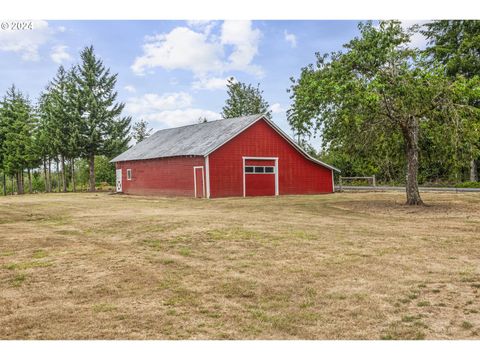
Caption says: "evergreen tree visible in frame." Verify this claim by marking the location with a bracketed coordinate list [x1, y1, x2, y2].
[0, 85, 35, 194]
[423, 20, 480, 181]
[131, 119, 153, 144]
[221, 77, 272, 119]
[73, 46, 131, 192]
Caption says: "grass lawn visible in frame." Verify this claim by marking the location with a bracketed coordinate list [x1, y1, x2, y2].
[0, 191, 479, 339]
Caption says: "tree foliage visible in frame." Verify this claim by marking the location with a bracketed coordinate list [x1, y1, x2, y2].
[131, 119, 153, 144]
[1, 45, 131, 195]
[73, 46, 131, 191]
[288, 21, 478, 204]
[221, 77, 272, 119]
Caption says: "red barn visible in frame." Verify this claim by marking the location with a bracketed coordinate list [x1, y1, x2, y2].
[111, 114, 339, 198]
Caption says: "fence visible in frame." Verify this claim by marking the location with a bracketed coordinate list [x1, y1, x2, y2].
[338, 176, 376, 192]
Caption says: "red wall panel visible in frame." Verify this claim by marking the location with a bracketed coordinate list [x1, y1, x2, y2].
[208, 119, 333, 198]
[115, 156, 205, 196]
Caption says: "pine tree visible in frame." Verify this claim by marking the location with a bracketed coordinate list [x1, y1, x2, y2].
[37, 89, 57, 192]
[0, 85, 35, 195]
[46, 66, 82, 192]
[74, 46, 131, 192]
[221, 77, 272, 119]
[131, 119, 153, 144]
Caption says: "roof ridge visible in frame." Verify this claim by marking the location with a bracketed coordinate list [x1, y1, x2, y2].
[150, 114, 263, 134]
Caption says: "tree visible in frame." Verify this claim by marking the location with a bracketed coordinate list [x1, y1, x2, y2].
[221, 77, 272, 119]
[47, 66, 81, 192]
[423, 20, 480, 181]
[0, 85, 35, 195]
[131, 119, 152, 144]
[0, 98, 5, 195]
[74, 46, 131, 192]
[288, 21, 470, 205]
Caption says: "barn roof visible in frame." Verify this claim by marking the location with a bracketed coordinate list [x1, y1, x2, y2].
[111, 114, 339, 172]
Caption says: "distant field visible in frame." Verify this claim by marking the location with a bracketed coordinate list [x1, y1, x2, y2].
[0, 192, 479, 339]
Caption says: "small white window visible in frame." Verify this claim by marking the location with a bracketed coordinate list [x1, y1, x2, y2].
[127, 169, 132, 180]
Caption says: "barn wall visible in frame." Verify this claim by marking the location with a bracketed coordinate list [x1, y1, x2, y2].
[115, 156, 205, 196]
[208, 119, 333, 198]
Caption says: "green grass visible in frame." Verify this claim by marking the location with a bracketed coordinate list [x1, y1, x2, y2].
[92, 303, 117, 313]
[10, 273, 26, 287]
[417, 301, 431, 307]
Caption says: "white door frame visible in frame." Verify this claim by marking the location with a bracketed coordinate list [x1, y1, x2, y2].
[116, 169, 122, 193]
[242, 156, 279, 197]
[193, 166, 205, 198]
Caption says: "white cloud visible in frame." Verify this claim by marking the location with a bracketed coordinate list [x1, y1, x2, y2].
[191, 76, 234, 90]
[284, 30, 297, 48]
[124, 85, 136, 93]
[50, 45, 72, 64]
[220, 20, 263, 76]
[186, 20, 217, 36]
[132, 20, 263, 78]
[125, 91, 220, 128]
[131, 27, 223, 76]
[270, 103, 286, 114]
[143, 109, 221, 128]
[126, 92, 193, 114]
[0, 20, 54, 61]
[401, 20, 428, 49]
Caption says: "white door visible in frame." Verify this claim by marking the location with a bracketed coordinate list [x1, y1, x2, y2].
[116, 169, 122, 192]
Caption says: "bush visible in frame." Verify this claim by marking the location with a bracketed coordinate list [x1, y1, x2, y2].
[455, 181, 480, 188]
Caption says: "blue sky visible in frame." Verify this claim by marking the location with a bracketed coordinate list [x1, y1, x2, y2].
[0, 20, 425, 147]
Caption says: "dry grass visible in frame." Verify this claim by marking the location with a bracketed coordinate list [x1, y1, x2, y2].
[0, 191, 479, 339]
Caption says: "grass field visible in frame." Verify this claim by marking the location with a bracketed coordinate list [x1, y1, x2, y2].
[1, 191, 479, 339]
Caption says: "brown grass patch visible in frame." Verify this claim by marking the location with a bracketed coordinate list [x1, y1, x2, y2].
[0, 191, 479, 339]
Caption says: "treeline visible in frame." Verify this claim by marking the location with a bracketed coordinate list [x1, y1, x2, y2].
[0, 46, 131, 195]
[288, 20, 480, 203]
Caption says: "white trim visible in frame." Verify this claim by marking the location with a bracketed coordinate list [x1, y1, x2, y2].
[193, 166, 205, 198]
[331, 170, 335, 193]
[205, 155, 210, 199]
[242, 156, 279, 197]
[204, 114, 340, 173]
[115, 169, 122, 192]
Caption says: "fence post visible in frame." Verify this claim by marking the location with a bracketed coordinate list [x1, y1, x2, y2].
[372, 175, 376, 188]
[339, 176, 342, 192]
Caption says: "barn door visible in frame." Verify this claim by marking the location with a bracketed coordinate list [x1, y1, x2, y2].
[243, 158, 278, 197]
[116, 169, 122, 192]
[194, 166, 205, 198]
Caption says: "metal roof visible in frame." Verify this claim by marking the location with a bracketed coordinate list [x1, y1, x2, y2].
[110, 114, 261, 162]
[110, 114, 340, 172]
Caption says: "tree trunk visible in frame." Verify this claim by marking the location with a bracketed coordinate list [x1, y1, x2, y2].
[402, 117, 423, 206]
[71, 158, 76, 192]
[2, 172, 6, 196]
[43, 159, 48, 192]
[61, 154, 67, 192]
[47, 158, 52, 192]
[27, 168, 32, 193]
[56, 160, 61, 193]
[16, 171, 24, 195]
[470, 158, 478, 182]
[11, 176, 15, 195]
[88, 154, 96, 192]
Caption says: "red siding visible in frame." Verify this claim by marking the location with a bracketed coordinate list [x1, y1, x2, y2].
[116, 156, 205, 196]
[208, 119, 333, 198]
